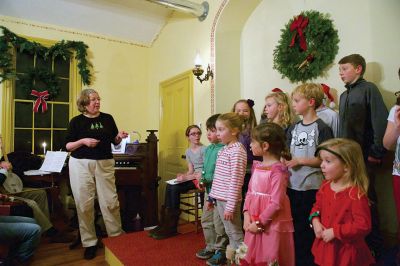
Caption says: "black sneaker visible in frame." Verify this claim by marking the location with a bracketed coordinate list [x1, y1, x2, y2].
[206, 250, 226, 266]
[84, 245, 98, 260]
[148, 225, 163, 237]
[196, 248, 214, 259]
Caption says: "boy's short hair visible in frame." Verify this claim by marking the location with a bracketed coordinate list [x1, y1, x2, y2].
[338, 54, 366, 77]
[291, 83, 324, 109]
[206, 114, 220, 130]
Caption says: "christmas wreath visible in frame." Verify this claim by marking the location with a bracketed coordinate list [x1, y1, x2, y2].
[19, 68, 60, 112]
[273, 10, 339, 83]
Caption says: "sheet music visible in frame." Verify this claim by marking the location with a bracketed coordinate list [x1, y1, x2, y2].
[39, 151, 68, 173]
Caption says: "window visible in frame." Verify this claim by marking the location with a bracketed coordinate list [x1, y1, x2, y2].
[13, 50, 71, 154]
[0, 36, 82, 155]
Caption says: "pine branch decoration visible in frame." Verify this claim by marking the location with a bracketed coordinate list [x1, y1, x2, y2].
[0, 26, 92, 85]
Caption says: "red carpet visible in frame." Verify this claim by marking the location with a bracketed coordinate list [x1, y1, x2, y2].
[103, 230, 206, 266]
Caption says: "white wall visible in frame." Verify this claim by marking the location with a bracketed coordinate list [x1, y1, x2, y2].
[214, 0, 262, 113]
[241, 0, 400, 116]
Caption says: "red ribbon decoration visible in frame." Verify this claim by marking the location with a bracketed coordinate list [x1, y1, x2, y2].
[289, 15, 309, 51]
[272, 88, 283, 93]
[31, 90, 49, 113]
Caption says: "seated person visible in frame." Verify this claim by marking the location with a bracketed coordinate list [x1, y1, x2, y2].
[2, 151, 42, 187]
[0, 194, 41, 264]
[0, 161, 72, 243]
[149, 125, 206, 240]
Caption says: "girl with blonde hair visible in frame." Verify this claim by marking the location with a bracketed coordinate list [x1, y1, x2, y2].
[262, 91, 294, 131]
[310, 138, 374, 265]
[208, 112, 247, 265]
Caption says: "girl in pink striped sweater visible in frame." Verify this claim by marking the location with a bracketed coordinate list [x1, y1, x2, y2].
[209, 112, 247, 264]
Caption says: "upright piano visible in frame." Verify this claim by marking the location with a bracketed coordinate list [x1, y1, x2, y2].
[113, 130, 159, 231]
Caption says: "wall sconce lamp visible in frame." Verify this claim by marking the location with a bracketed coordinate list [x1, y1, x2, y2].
[192, 53, 213, 83]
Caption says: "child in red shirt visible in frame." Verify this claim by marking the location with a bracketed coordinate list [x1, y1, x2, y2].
[310, 138, 375, 266]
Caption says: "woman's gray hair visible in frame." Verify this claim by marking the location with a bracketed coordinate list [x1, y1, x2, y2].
[77, 88, 98, 113]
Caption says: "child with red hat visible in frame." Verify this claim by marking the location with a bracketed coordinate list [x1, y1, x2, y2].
[316, 84, 339, 137]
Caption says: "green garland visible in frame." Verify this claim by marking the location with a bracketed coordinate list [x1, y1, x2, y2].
[20, 68, 60, 100]
[0, 26, 92, 85]
[273, 10, 339, 83]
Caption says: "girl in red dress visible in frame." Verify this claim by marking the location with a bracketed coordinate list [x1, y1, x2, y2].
[311, 138, 375, 266]
[242, 122, 295, 266]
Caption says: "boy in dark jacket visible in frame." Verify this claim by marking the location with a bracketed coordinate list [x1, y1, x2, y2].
[338, 53, 388, 259]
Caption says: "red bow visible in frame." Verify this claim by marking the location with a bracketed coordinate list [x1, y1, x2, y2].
[31, 90, 49, 113]
[289, 15, 309, 51]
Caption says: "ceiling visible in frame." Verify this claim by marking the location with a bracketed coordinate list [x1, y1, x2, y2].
[0, 0, 174, 46]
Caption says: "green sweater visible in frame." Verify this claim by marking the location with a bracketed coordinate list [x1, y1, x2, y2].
[201, 143, 225, 193]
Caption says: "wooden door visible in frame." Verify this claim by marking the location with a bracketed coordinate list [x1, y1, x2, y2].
[159, 71, 193, 206]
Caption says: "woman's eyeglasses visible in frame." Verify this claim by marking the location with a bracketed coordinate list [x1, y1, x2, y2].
[189, 132, 201, 136]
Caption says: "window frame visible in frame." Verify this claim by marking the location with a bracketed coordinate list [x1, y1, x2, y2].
[1, 36, 82, 154]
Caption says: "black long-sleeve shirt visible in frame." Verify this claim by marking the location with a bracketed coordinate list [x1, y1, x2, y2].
[65, 112, 118, 160]
[339, 78, 388, 160]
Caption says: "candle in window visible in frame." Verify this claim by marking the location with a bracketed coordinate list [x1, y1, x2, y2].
[42, 142, 47, 155]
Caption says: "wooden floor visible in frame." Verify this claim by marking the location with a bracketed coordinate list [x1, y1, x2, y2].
[30, 237, 107, 266]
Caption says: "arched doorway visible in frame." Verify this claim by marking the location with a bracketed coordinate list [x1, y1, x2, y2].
[213, 0, 262, 113]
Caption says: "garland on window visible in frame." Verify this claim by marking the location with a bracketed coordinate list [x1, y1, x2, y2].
[273, 10, 339, 83]
[0, 26, 92, 85]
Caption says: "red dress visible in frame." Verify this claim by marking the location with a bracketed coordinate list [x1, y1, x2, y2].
[242, 162, 294, 266]
[310, 181, 375, 266]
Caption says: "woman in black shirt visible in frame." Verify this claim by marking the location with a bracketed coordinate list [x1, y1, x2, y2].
[66, 88, 128, 260]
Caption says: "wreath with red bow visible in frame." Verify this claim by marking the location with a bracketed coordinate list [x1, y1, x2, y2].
[19, 68, 60, 113]
[273, 10, 339, 83]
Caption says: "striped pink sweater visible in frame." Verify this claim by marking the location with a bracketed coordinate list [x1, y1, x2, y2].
[209, 142, 247, 212]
